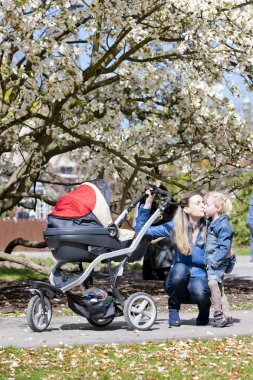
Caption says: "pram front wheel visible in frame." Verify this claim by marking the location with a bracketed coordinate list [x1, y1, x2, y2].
[27, 295, 52, 332]
[123, 292, 157, 331]
[86, 317, 114, 327]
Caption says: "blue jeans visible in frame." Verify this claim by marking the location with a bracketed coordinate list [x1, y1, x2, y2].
[164, 263, 211, 312]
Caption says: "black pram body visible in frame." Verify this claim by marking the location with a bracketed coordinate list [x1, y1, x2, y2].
[44, 179, 145, 263]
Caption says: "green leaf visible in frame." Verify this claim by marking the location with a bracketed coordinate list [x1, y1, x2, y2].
[4, 88, 13, 102]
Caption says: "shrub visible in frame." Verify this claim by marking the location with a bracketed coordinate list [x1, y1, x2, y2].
[230, 188, 252, 246]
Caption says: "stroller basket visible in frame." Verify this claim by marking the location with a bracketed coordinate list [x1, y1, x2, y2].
[67, 292, 116, 319]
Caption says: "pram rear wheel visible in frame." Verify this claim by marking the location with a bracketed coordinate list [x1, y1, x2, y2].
[86, 317, 114, 327]
[27, 295, 52, 332]
[123, 292, 157, 331]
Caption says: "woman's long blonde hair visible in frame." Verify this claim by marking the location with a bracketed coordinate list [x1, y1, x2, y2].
[172, 192, 206, 256]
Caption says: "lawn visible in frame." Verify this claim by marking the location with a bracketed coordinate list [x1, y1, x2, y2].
[235, 246, 250, 256]
[1, 337, 253, 379]
[0, 246, 250, 281]
[0, 267, 47, 281]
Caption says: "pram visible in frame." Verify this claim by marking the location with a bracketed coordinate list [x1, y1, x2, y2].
[27, 180, 172, 332]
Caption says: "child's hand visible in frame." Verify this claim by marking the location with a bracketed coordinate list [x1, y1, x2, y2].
[226, 247, 234, 259]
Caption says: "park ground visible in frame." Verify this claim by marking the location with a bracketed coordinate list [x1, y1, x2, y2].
[1, 249, 253, 316]
[0, 249, 253, 379]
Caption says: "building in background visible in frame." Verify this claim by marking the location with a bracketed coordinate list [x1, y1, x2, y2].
[13, 182, 52, 221]
[12, 155, 81, 221]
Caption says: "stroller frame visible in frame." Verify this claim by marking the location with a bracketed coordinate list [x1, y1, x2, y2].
[27, 186, 172, 332]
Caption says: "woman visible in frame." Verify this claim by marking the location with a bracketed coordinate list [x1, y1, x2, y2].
[134, 190, 211, 327]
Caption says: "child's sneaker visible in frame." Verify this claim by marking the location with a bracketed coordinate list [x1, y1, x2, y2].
[225, 315, 234, 326]
[212, 311, 232, 327]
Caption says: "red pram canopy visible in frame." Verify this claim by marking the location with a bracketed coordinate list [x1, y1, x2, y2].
[49, 179, 113, 227]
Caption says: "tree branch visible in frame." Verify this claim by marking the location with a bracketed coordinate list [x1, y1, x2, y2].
[0, 251, 50, 276]
[4, 238, 47, 254]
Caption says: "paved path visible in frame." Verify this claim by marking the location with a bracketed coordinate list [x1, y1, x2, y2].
[226, 255, 253, 280]
[0, 254, 252, 348]
[1, 310, 253, 349]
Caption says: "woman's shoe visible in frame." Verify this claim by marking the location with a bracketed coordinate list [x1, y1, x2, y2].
[169, 320, 181, 327]
[196, 309, 210, 326]
[168, 309, 181, 327]
[196, 318, 209, 326]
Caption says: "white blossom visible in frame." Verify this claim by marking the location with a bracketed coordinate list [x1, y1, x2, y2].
[0, 0, 252, 212]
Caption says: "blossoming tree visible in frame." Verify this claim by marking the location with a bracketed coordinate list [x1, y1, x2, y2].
[0, 0, 253, 220]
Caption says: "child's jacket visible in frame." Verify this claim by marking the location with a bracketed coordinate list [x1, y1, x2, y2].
[205, 213, 233, 269]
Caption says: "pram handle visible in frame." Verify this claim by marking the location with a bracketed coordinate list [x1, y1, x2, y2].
[146, 183, 172, 201]
[129, 193, 149, 208]
[127, 184, 172, 210]
[126, 187, 167, 210]
[114, 184, 172, 227]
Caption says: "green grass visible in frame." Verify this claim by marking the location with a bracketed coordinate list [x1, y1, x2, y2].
[125, 262, 142, 270]
[235, 246, 250, 256]
[229, 303, 253, 310]
[0, 310, 24, 317]
[1, 337, 253, 379]
[30, 257, 56, 266]
[0, 267, 47, 281]
[58, 309, 75, 317]
[0, 309, 75, 318]
[14, 255, 56, 267]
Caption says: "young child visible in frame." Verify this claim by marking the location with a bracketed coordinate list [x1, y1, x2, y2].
[204, 191, 234, 328]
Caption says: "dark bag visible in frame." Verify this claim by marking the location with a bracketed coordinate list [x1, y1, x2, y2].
[67, 291, 116, 319]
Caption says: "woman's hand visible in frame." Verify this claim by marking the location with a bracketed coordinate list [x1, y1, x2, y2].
[144, 189, 155, 209]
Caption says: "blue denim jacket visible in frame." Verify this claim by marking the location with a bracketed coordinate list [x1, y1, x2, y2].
[205, 213, 233, 269]
[134, 206, 207, 278]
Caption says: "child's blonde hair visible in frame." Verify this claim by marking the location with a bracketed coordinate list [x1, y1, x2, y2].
[204, 191, 233, 215]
